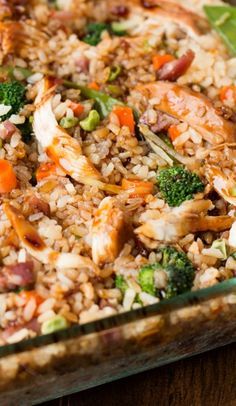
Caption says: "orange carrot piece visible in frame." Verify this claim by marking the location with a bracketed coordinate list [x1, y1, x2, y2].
[68, 101, 84, 117]
[88, 82, 100, 91]
[220, 86, 236, 102]
[0, 159, 17, 193]
[122, 178, 154, 197]
[152, 54, 175, 71]
[20, 290, 43, 306]
[36, 162, 57, 182]
[168, 125, 181, 142]
[113, 106, 135, 134]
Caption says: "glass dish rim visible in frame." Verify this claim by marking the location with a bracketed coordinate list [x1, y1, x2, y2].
[1, 277, 236, 359]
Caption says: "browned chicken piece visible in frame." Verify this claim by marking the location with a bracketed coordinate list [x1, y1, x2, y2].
[141, 0, 209, 35]
[0, 21, 22, 60]
[33, 78, 121, 194]
[108, 0, 209, 36]
[135, 199, 234, 243]
[136, 82, 236, 145]
[4, 203, 101, 275]
[0, 20, 48, 63]
[205, 165, 236, 206]
[91, 197, 128, 265]
[0, 0, 13, 20]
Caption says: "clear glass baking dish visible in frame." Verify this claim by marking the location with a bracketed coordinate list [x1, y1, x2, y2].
[1, 278, 236, 405]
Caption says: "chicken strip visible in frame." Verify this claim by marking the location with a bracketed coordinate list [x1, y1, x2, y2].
[33, 78, 121, 194]
[135, 199, 234, 243]
[91, 197, 128, 265]
[136, 82, 236, 145]
[4, 203, 100, 275]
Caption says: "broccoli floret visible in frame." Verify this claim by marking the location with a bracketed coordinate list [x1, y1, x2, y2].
[161, 246, 195, 299]
[0, 81, 26, 121]
[115, 275, 128, 294]
[157, 166, 204, 207]
[138, 263, 161, 296]
[82, 23, 108, 46]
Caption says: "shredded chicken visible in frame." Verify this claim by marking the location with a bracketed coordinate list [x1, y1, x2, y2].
[4, 203, 101, 275]
[205, 165, 236, 206]
[91, 197, 128, 265]
[136, 82, 236, 145]
[135, 199, 234, 243]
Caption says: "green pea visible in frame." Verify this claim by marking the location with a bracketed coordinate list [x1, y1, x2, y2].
[60, 117, 79, 129]
[41, 315, 68, 335]
[80, 110, 100, 132]
[230, 187, 236, 197]
[108, 65, 122, 82]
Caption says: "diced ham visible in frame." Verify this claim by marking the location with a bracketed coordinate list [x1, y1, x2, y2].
[1, 120, 17, 139]
[0, 261, 35, 292]
[140, 110, 179, 133]
[111, 5, 129, 16]
[158, 50, 195, 81]
[75, 56, 89, 73]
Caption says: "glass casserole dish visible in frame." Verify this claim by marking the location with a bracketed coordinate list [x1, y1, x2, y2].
[1, 0, 236, 404]
[1, 278, 236, 405]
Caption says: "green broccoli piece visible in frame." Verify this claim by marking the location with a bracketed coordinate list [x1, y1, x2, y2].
[138, 264, 161, 296]
[161, 246, 195, 299]
[157, 166, 204, 207]
[0, 81, 26, 121]
[82, 23, 108, 46]
[115, 275, 128, 294]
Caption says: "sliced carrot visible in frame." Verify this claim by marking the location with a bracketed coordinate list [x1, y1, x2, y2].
[88, 82, 100, 91]
[0, 159, 17, 193]
[36, 162, 57, 182]
[20, 290, 43, 306]
[168, 125, 181, 142]
[122, 178, 154, 198]
[152, 54, 175, 71]
[113, 106, 135, 134]
[220, 86, 236, 102]
[68, 100, 84, 117]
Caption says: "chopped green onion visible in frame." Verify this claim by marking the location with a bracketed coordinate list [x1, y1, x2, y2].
[107, 84, 123, 96]
[110, 22, 127, 36]
[230, 186, 236, 197]
[211, 239, 228, 260]
[63, 80, 124, 118]
[108, 65, 122, 82]
[60, 117, 79, 129]
[80, 110, 100, 131]
[41, 315, 68, 335]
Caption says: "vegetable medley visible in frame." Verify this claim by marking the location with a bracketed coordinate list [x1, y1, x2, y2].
[0, 0, 235, 344]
